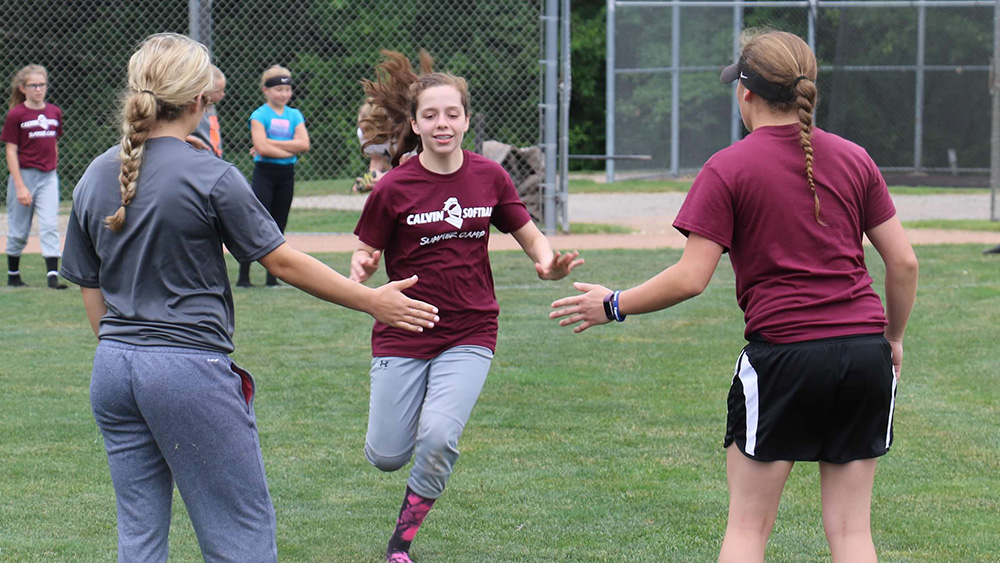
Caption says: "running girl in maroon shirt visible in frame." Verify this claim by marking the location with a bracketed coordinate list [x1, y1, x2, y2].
[551, 30, 918, 562]
[351, 50, 584, 563]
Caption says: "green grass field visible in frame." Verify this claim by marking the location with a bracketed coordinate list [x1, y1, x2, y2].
[1, 246, 998, 561]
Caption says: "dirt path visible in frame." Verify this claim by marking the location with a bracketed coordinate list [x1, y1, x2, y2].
[3, 192, 998, 253]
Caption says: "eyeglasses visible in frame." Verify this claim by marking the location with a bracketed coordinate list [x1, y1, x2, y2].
[25, 83, 47, 90]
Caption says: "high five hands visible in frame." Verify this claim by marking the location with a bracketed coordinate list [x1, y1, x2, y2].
[550, 282, 613, 333]
[534, 250, 584, 280]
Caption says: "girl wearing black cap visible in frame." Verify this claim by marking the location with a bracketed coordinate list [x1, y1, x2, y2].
[238, 65, 311, 287]
[551, 29, 918, 562]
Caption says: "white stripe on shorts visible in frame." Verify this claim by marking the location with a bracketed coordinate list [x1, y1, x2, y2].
[735, 351, 760, 457]
[885, 369, 898, 449]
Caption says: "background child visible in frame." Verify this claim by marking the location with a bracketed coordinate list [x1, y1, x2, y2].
[237, 64, 310, 287]
[550, 29, 919, 563]
[186, 64, 226, 157]
[60, 33, 438, 561]
[3, 64, 67, 289]
[351, 50, 583, 563]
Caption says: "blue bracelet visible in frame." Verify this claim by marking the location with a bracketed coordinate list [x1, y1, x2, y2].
[611, 290, 626, 322]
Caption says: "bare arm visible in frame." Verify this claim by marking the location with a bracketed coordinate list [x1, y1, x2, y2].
[5, 143, 31, 206]
[81, 287, 107, 339]
[550, 233, 724, 332]
[258, 243, 437, 332]
[250, 121, 295, 159]
[350, 240, 383, 283]
[509, 220, 583, 280]
[185, 135, 210, 151]
[866, 215, 918, 378]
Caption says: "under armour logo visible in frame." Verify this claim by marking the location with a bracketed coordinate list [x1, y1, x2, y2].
[377, 360, 389, 369]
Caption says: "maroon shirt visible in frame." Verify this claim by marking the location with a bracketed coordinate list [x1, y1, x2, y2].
[1, 102, 63, 171]
[673, 124, 897, 344]
[355, 150, 532, 359]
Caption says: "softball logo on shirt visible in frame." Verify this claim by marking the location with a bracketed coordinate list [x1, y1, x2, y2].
[408, 197, 492, 246]
[22, 114, 60, 138]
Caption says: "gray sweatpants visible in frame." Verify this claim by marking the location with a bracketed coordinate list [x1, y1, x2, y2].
[365, 345, 493, 499]
[90, 340, 277, 563]
[6, 168, 61, 257]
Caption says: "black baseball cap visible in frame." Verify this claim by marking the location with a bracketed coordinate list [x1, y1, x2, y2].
[720, 57, 792, 103]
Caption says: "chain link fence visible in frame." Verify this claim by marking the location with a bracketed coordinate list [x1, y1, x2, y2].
[607, 0, 996, 183]
[2, 0, 543, 200]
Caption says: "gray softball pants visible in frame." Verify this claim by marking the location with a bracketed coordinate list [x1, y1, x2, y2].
[365, 345, 493, 499]
[90, 340, 277, 563]
[6, 168, 61, 257]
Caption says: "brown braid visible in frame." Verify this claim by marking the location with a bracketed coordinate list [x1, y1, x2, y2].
[795, 78, 825, 225]
[740, 30, 823, 225]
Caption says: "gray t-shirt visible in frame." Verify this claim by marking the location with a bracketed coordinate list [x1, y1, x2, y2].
[61, 136, 284, 353]
[191, 106, 222, 157]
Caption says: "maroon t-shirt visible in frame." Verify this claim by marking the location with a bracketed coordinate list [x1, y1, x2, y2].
[355, 150, 532, 359]
[1, 102, 63, 171]
[673, 124, 897, 344]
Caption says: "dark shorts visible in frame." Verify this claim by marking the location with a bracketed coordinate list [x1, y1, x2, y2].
[724, 333, 897, 464]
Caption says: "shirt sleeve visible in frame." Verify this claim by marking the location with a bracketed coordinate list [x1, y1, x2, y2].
[490, 169, 532, 233]
[354, 181, 396, 250]
[56, 107, 64, 139]
[60, 205, 101, 288]
[672, 163, 735, 251]
[209, 166, 285, 262]
[862, 154, 896, 230]
[1, 110, 18, 144]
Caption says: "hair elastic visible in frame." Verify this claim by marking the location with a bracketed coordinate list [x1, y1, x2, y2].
[793, 75, 810, 87]
[139, 90, 156, 97]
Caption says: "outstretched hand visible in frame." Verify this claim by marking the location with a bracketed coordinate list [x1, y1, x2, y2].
[549, 281, 613, 333]
[351, 249, 382, 283]
[535, 250, 584, 280]
[371, 275, 439, 333]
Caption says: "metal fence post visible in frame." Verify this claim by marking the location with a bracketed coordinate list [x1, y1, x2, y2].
[670, 2, 680, 177]
[560, 0, 572, 232]
[606, 0, 616, 183]
[543, 0, 559, 235]
[992, 0, 1000, 221]
[730, 1, 743, 145]
[914, 5, 926, 174]
[188, 0, 212, 54]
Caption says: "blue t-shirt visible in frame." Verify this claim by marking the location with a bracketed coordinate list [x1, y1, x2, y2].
[249, 104, 304, 165]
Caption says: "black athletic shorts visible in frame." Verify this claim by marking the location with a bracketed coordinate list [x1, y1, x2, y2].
[724, 333, 897, 464]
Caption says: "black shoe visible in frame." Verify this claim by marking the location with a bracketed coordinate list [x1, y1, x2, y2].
[48, 276, 68, 290]
[236, 279, 255, 288]
[7, 276, 26, 287]
[983, 245, 1000, 255]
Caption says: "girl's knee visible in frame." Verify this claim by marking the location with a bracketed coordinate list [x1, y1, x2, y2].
[365, 442, 412, 472]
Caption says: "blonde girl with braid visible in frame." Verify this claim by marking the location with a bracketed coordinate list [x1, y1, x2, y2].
[551, 29, 918, 562]
[60, 33, 438, 562]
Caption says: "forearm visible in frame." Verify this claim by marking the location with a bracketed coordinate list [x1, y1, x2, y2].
[883, 263, 918, 341]
[6, 146, 25, 188]
[254, 140, 296, 158]
[261, 244, 374, 314]
[81, 287, 107, 339]
[619, 265, 704, 316]
[270, 138, 309, 154]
